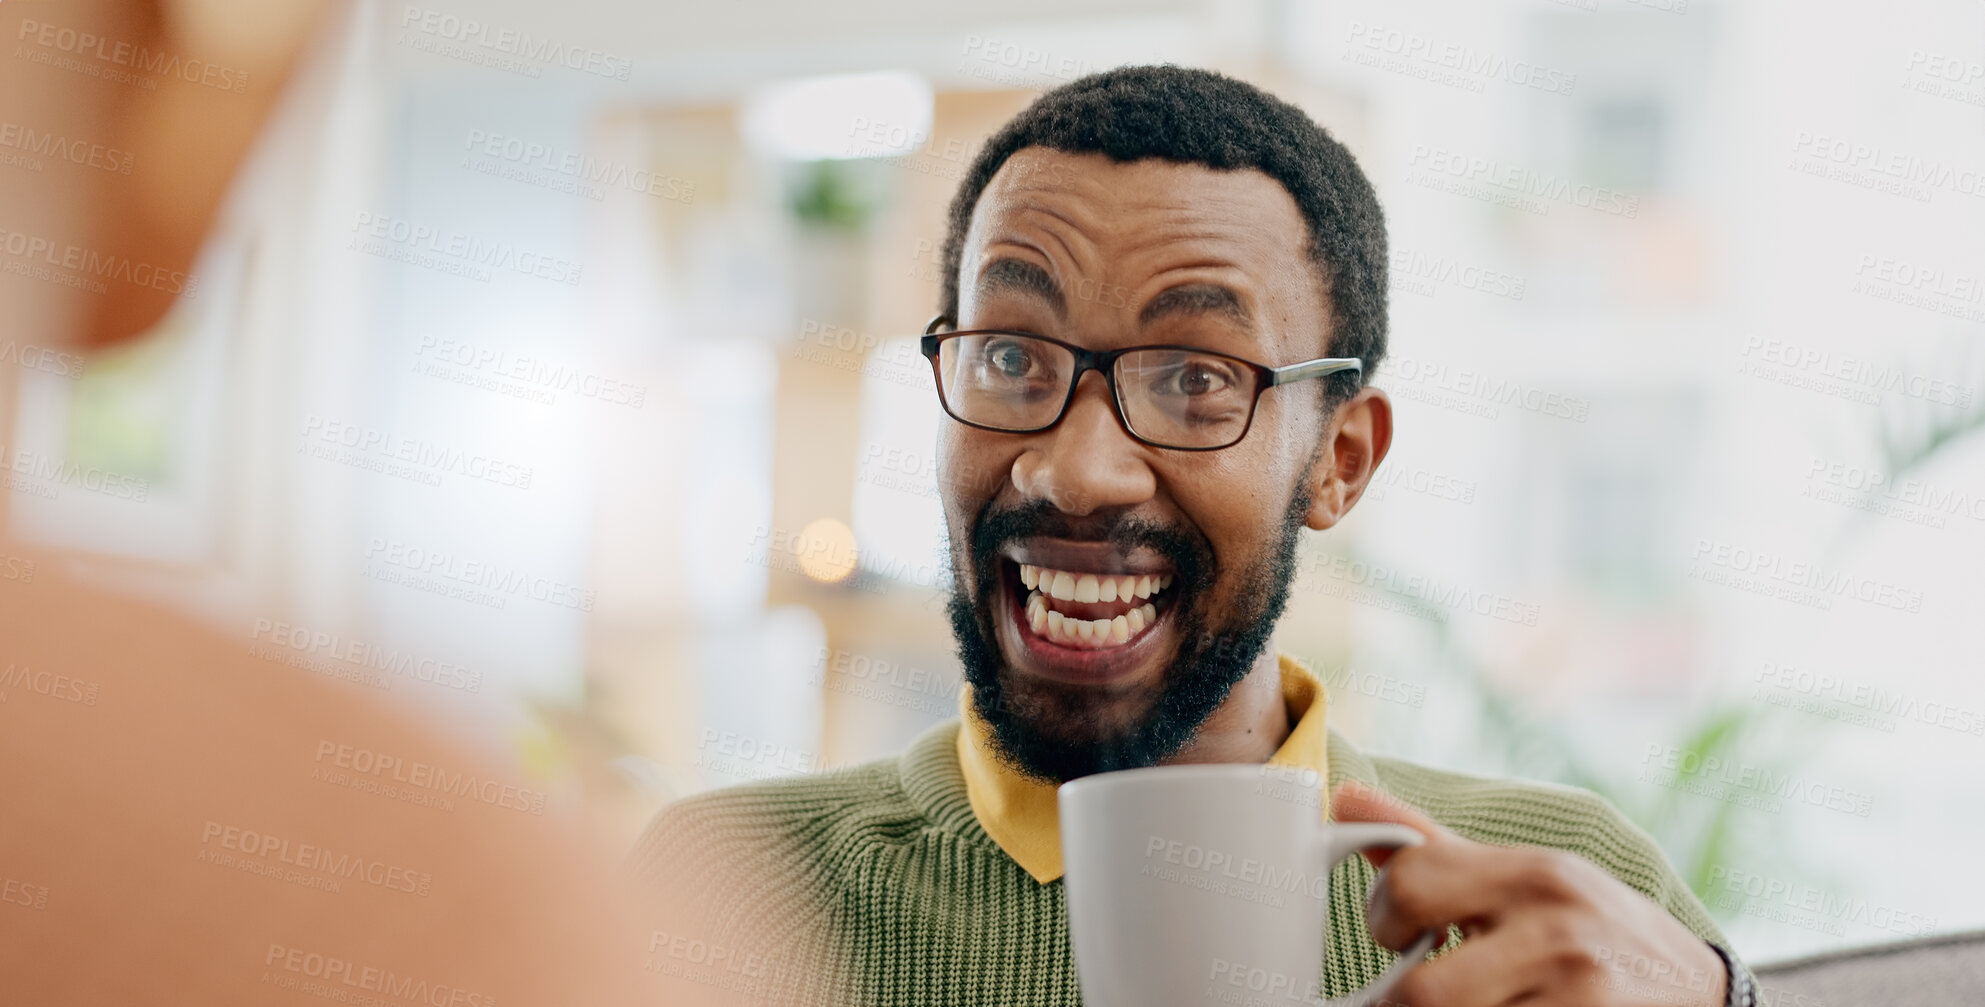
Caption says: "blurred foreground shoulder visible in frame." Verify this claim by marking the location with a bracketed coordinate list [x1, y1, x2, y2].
[0, 550, 648, 1006]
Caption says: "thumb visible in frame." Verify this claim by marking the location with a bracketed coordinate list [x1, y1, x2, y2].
[1328, 780, 1448, 869]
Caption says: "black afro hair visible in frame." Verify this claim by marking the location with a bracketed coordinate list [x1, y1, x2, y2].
[937, 64, 1388, 406]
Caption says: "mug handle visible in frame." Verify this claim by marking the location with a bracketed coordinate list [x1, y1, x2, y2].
[1311, 822, 1441, 1007]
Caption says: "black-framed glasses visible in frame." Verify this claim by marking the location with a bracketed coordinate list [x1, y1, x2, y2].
[918, 315, 1363, 451]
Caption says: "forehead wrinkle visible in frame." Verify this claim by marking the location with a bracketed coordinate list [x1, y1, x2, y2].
[1028, 196, 1268, 258]
[992, 149, 1309, 243]
[971, 153, 1319, 343]
[985, 158, 1300, 271]
[1003, 201, 1098, 276]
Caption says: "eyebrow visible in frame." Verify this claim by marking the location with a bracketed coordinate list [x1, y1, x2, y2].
[974, 258, 1066, 320]
[1137, 282, 1253, 331]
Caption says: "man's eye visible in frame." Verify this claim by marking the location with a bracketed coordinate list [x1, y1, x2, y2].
[1179, 365, 1224, 395]
[985, 340, 1036, 379]
[1160, 360, 1235, 396]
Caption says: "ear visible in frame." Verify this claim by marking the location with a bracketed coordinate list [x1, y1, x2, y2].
[1303, 387, 1393, 532]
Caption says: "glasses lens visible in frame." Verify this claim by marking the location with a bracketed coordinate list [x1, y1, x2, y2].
[935, 333, 1075, 431]
[1116, 349, 1260, 448]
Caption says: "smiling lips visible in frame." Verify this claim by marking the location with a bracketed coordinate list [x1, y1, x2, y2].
[1018, 563, 1175, 650]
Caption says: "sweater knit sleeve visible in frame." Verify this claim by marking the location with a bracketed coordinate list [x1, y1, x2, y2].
[622, 783, 838, 1006]
[622, 758, 920, 1006]
[1366, 754, 1764, 1004]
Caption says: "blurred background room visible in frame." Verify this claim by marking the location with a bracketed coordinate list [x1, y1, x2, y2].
[4, 0, 1982, 967]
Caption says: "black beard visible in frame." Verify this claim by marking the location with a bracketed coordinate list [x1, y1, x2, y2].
[945, 485, 1311, 784]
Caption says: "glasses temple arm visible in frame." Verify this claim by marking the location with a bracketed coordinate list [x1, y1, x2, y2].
[1266, 357, 1362, 387]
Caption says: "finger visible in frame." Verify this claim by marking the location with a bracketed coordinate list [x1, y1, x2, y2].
[1363, 839, 1583, 952]
[1328, 781, 1454, 869]
[1384, 918, 1567, 1007]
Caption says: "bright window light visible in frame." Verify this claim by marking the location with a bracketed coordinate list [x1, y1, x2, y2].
[739, 71, 934, 162]
[850, 337, 948, 591]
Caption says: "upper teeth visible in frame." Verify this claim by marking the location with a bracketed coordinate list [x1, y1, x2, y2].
[1019, 565, 1171, 603]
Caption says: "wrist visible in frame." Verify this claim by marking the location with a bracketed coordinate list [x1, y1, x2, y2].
[1706, 941, 1756, 1007]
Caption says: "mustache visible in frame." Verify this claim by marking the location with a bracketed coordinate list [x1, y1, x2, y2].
[967, 498, 1214, 588]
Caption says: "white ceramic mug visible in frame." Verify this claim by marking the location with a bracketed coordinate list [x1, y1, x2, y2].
[1060, 764, 1439, 1007]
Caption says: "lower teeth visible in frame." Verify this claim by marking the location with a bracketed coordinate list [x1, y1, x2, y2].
[1025, 590, 1158, 649]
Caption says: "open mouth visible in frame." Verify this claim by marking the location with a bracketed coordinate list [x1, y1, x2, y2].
[1018, 564, 1174, 649]
[997, 542, 1181, 660]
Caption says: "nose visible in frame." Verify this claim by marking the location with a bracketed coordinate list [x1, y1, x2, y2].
[1010, 372, 1157, 517]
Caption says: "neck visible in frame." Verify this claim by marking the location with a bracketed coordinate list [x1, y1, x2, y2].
[1158, 647, 1289, 766]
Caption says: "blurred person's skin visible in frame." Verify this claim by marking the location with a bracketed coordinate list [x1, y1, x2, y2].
[0, 558, 665, 1004]
[0, 1, 718, 1003]
[0, 0, 319, 347]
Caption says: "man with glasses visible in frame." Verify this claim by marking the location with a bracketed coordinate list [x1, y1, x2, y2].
[635, 65, 1759, 1007]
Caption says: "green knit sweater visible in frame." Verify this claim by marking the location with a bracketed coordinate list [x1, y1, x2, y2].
[629, 721, 1754, 1006]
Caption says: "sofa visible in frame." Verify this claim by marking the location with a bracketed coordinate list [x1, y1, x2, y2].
[1752, 929, 1985, 1006]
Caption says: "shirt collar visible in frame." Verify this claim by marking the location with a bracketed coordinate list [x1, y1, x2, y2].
[955, 652, 1331, 884]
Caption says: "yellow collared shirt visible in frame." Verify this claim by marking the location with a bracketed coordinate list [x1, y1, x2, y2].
[956, 652, 1331, 883]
